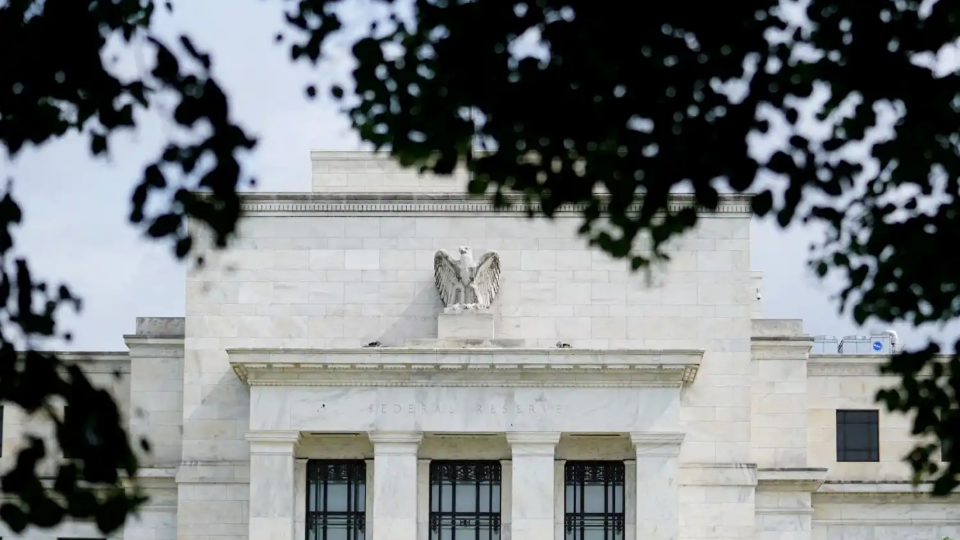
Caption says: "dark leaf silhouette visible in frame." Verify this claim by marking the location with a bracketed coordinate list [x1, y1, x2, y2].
[1, 0, 960, 534]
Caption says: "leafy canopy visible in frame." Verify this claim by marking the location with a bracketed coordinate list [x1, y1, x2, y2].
[1, 0, 959, 533]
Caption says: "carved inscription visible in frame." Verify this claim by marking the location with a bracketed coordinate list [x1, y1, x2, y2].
[368, 403, 562, 415]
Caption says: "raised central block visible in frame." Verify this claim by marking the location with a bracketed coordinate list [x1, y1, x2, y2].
[438, 313, 494, 340]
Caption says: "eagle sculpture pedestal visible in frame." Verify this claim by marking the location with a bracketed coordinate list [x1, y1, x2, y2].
[438, 311, 495, 340]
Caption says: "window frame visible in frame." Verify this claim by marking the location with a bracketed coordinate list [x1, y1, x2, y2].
[836, 409, 880, 462]
[428, 460, 502, 540]
[563, 461, 626, 540]
[305, 459, 367, 540]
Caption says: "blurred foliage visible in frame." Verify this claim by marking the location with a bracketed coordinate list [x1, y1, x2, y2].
[1, 0, 960, 533]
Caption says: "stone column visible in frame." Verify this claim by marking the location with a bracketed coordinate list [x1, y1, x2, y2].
[553, 459, 566, 540]
[247, 430, 301, 540]
[369, 432, 422, 540]
[506, 432, 560, 540]
[417, 458, 431, 540]
[500, 459, 513, 540]
[631, 433, 684, 540]
[294, 458, 308, 540]
[624, 460, 637, 540]
[365, 458, 375, 539]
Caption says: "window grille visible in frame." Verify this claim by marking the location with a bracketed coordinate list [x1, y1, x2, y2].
[306, 460, 366, 540]
[429, 461, 502, 540]
[564, 461, 625, 540]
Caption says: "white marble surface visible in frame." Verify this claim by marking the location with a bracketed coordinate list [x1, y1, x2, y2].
[632, 432, 683, 540]
[250, 386, 680, 433]
[369, 432, 421, 540]
[437, 312, 495, 339]
[508, 433, 559, 540]
[247, 431, 300, 540]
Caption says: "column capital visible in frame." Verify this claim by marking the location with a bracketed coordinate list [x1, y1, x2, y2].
[246, 430, 302, 455]
[369, 431, 422, 455]
[507, 432, 560, 456]
[506, 432, 561, 445]
[630, 432, 684, 457]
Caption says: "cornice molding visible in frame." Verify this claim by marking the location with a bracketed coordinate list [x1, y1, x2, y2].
[751, 336, 815, 356]
[227, 347, 702, 388]
[814, 518, 960, 526]
[756, 468, 827, 492]
[123, 335, 185, 347]
[808, 361, 884, 377]
[814, 481, 960, 503]
[19, 351, 132, 374]
[234, 193, 754, 216]
[807, 354, 953, 378]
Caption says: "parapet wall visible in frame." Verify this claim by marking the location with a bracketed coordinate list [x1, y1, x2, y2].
[311, 151, 471, 193]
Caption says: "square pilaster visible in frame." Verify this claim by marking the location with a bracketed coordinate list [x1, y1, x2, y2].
[369, 432, 422, 540]
[631, 432, 684, 540]
[507, 432, 561, 540]
[247, 430, 302, 540]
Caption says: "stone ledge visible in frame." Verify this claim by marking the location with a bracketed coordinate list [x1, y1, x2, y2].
[23, 351, 132, 374]
[807, 354, 953, 377]
[757, 468, 827, 492]
[679, 463, 757, 486]
[123, 335, 186, 347]
[227, 347, 703, 387]
[175, 461, 250, 484]
[817, 480, 960, 494]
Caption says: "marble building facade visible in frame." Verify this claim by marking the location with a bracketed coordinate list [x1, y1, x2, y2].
[0, 151, 957, 540]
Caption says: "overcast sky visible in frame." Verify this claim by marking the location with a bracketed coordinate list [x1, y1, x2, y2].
[2, 0, 958, 351]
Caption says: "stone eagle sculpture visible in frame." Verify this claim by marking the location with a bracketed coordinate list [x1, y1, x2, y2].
[434, 247, 501, 310]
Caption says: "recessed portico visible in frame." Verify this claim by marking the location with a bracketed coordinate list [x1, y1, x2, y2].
[231, 346, 699, 540]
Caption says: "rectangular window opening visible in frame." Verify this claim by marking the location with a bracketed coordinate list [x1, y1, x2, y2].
[564, 461, 625, 540]
[429, 460, 502, 540]
[306, 460, 366, 540]
[836, 409, 880, 462]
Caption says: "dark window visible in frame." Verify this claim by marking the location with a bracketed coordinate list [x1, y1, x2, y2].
[429, 461, 501, 540]
[306, 460, 366, 540]
[564, 461, 625, 540]
[836, 410, 880, 462]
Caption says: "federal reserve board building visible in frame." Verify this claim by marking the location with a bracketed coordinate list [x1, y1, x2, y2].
[1, 151, 957, 540]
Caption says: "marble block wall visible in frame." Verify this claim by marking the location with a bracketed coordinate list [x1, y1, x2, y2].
[125, 317, 185, 467]
[807, 356, 935, 482]
[310, 151, 471, 193]
[811, 493, 960, 540]
[0, 352, 130, 478]
[751, 319, 812, 468]
[0, 353, 132, 540]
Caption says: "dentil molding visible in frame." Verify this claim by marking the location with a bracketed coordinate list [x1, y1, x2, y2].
[228, 347, 702, 387]
[233, 193, 753, 216]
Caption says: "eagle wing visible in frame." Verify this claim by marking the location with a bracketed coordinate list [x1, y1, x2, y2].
[434, 250, 462, 307]
[471, 251, 502, 308]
